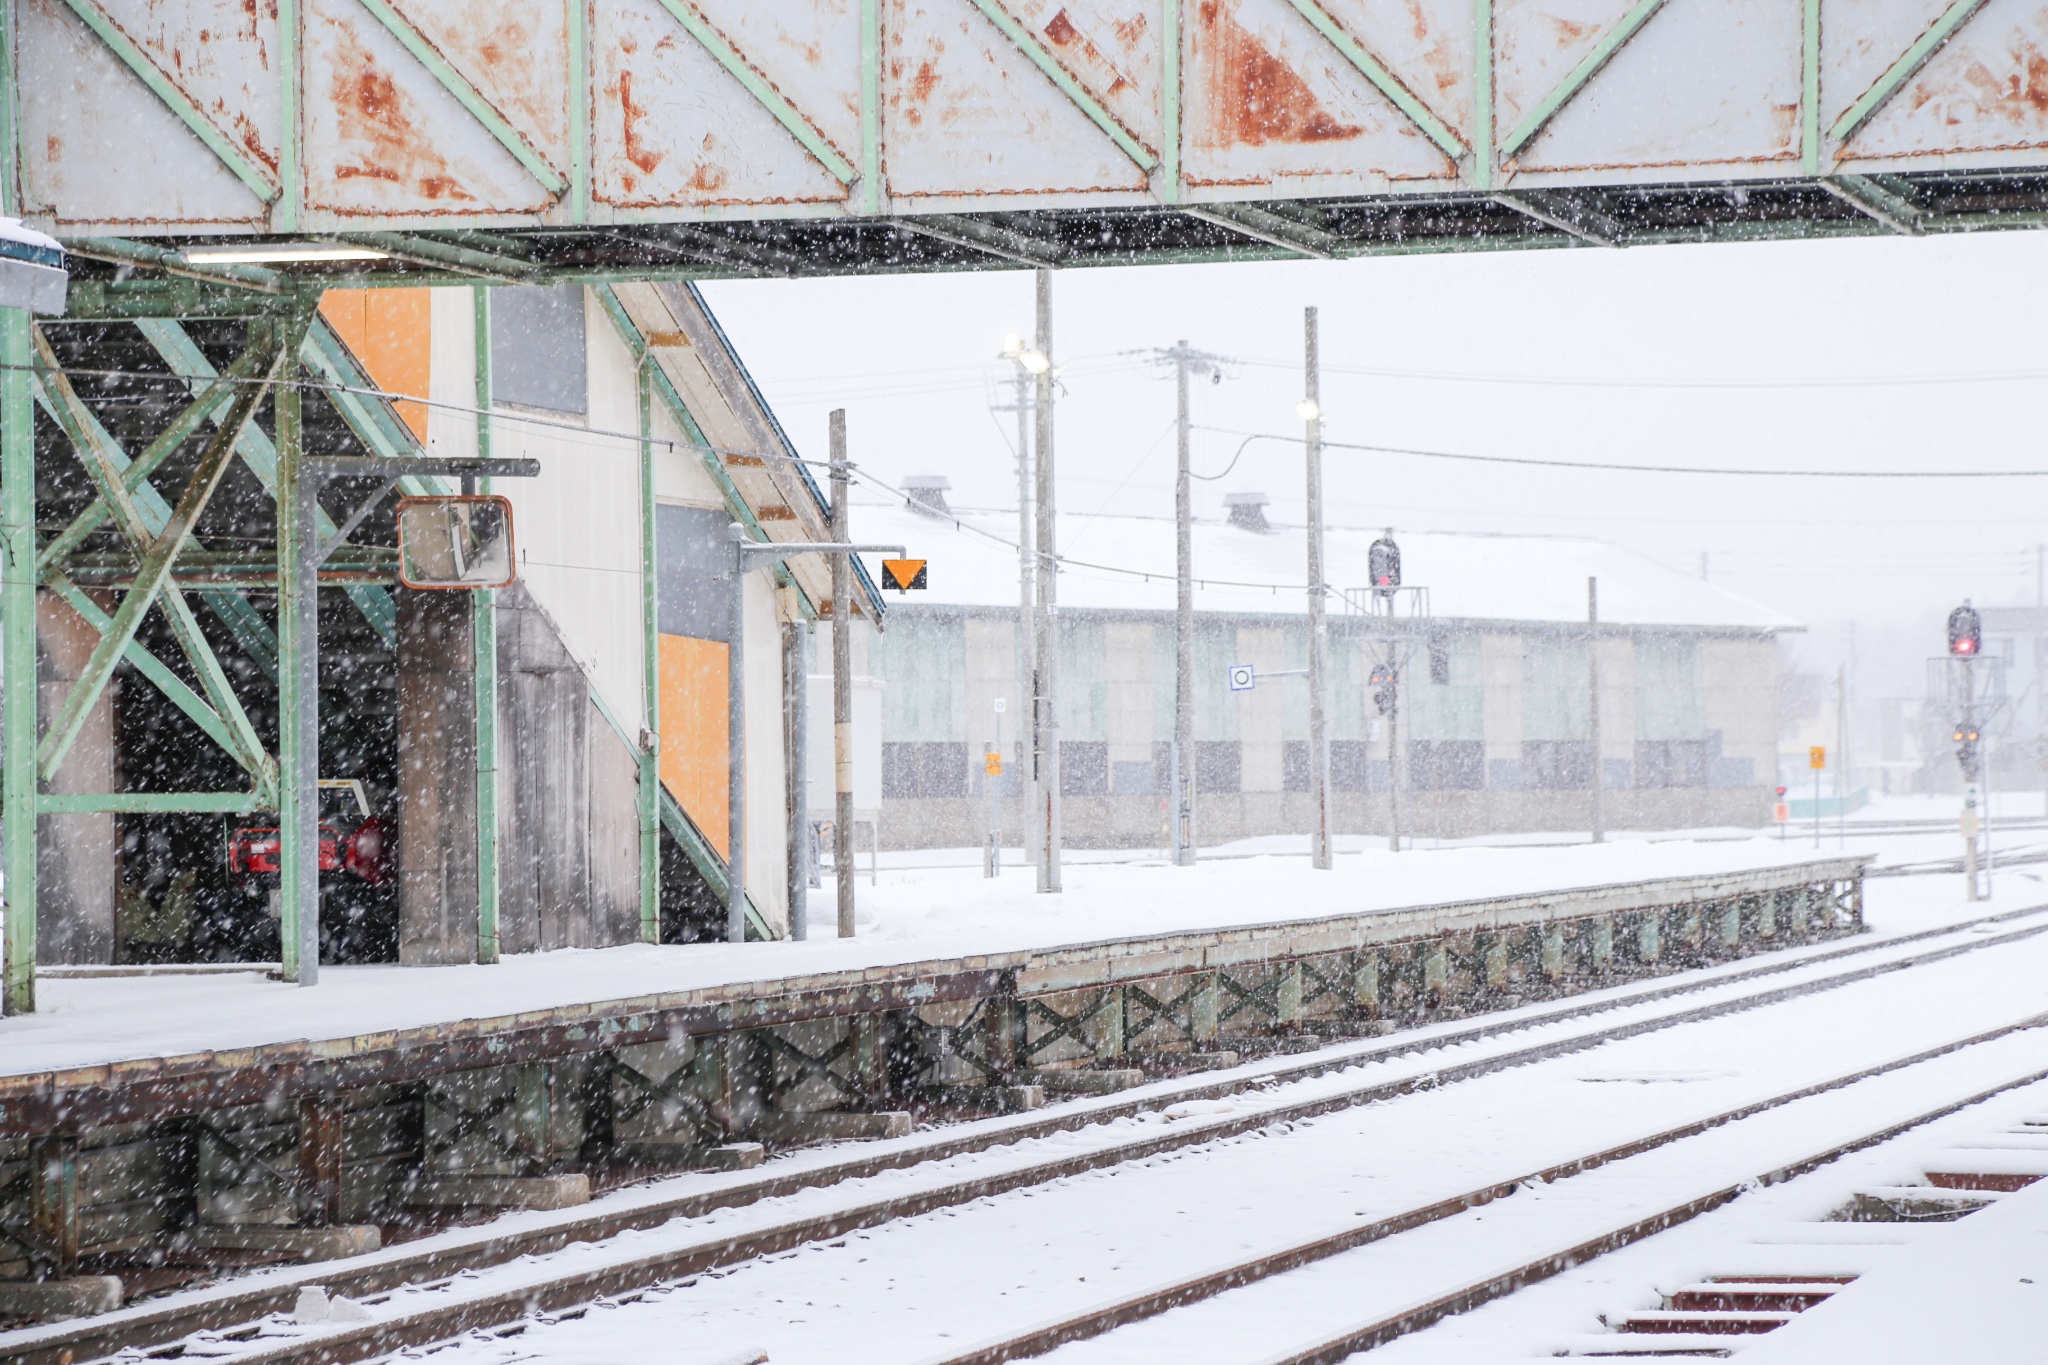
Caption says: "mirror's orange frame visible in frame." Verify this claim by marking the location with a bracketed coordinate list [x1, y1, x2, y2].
[395, 494, 519, 591]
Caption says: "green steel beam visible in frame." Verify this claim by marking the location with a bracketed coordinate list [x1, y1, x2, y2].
[1499, 0, 1670, 159]
[569, 0, 588, 223]
[31, 339, 277, 787]
[353, 0, 567, 196]
[140, 317, 404, 645]
[37, 343, 262, 575]
[1801, 0, 1821, 174]
[298, 318, 447, 496]
[2, 307, 36, 1016]
[893, 215, 1064, 266]
[1819, 173, 1922, 234]
[279, 0, 300, 230]
[1492, 188, 1620, 245]
[860, 0, 881, 213]
[965, 0, 1156, 172]
[638, 355, 660, 944]
[64, 238, 283, 294]
[1181, 203, 1343, 258]
[651, 0, 856, 183]
[39, 791, 258, 814]
[1473, 0, 1494, 188]
[1281, 0, 1467, 159]
[37, 353, 275, 782]
[62, 280, 280, 321]
[45, 573, 253, 772]
[322, 232, 540, 282]
[1829, 0, 1990, 146]
[1161, 0, 1181, 203]
[55, 0, 280, 204]
[473, 286, 500, 965]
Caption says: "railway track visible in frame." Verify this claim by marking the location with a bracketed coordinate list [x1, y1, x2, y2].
[928, 1018, 2048, 1364]
[13, 905, 2048, 1365]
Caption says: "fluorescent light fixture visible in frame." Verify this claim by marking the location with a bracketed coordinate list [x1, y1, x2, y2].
[1295, 398, 1321, 421]
[182, 244, 391, 265]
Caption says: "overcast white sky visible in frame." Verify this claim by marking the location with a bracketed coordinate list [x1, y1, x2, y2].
[700, 228, 2048, 705]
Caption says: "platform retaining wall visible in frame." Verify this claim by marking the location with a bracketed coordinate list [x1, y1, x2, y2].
[0, 858, 1865, 1292]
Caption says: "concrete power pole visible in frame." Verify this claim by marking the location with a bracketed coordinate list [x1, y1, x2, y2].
[1014, 364, 1035, 872]
[1032, 269, 1062, 893]
[1173, 341, 1196, 867]
[1589, 576, 1604, 844]
[830, 411, 857, 936]
[1303, 308, 1331, 871]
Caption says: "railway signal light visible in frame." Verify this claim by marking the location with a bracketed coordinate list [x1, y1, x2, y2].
[1369, 531, 1401, 596]
[1369, 663, 1396, 715]
[1954, 724, 1982, 778]
[1948, 601, 1981, 656]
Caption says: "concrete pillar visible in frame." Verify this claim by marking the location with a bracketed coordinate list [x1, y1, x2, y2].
[1275, 963, 1303, 1029]
[397, 588, 480, 964]
[1351, 954, 1380, 1018]
[1190, 971, 1221, 1045]
[1541, 924, 1566, 981]
[1592, 917, 1615, 971]
[35, 593, 116, 964]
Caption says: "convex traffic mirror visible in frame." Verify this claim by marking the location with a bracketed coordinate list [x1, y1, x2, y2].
[396, 495, 517, 590]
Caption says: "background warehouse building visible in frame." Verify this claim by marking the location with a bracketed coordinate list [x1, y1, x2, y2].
[843, 487, 1797, 850]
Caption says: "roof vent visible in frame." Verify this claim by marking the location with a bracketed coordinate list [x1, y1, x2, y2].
[1224, 490, 1273, 534]
[903, 474, 952, 517]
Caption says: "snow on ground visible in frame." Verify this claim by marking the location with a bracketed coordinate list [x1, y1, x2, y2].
[2, 837, 1862, 1081]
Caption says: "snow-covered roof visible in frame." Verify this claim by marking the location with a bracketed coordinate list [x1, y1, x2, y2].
[850, 502, 1798, 631]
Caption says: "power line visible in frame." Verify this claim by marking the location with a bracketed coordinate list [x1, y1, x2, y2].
[1195, 426, 2048, 479]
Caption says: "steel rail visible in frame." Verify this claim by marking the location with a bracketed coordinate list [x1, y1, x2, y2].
[925, 1010, 2048, 1364]
[26, 907, 2048, 1365]
[1249, 1058, 2048, 1365]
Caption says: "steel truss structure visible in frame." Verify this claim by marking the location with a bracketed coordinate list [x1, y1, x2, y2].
[11, 0, 2048, 278]
[0, 277, 797, 1013]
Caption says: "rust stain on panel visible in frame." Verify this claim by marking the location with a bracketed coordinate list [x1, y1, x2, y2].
[1196, 0, 1360, 146]
[394, 0, 568, 169]
[328, 21, 475, 200]
[1042, 8, 1137, 95]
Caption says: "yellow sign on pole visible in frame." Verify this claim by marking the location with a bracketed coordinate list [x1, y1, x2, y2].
[984, 752, 1002, 777]
[1809, 745, 1826, 770]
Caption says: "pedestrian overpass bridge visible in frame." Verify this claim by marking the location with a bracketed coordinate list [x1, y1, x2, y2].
[12, 0, 2048, 282]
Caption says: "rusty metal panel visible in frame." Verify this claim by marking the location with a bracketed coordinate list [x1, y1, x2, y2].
[1820, 0, 1954, 132]
[1849, 0, 2048, 161]
[1182, 0, 1456, 192]
[882, 0, 1151, 201]
[17, 0, 268, 228]
[393, 0, 572, 177]
[694, 0, 865, 165]
[591, 0, 850, 210]
[300, 0, 555, 218]
[1511, 0, 1800, 174]
[19, 0, 2048, 240]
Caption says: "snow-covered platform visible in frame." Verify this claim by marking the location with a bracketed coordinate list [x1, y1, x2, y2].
[0, 842, 1864, 1135]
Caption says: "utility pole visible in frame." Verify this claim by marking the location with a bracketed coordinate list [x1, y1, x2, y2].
[1031, 270, 1062, 893]
[1303, 308, 1331, 871]
[1174, 342, 1196, 867]
[1144, 339, 1235, 866]
[1386, 646, 1402, 853]
[1588, 577, 1604, 844]
[830, 412, 857, 935]
[996, 336, 1036, 871]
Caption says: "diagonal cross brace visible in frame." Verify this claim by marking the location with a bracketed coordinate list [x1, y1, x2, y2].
[140, 318, 404, 648]
[31, 335, 278, 787]
[1830, 0, 1990, 146]
[964, 0, 1157, 173]
[38, 348, 280, 782]
[352, 0, 568, 196]
[37, 344, 263, 575]
[1499, 0, 1672, 160]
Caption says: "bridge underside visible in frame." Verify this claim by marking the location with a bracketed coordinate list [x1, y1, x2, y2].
[21, 0, 2048, 289]
[51, 168, 2048, 299]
